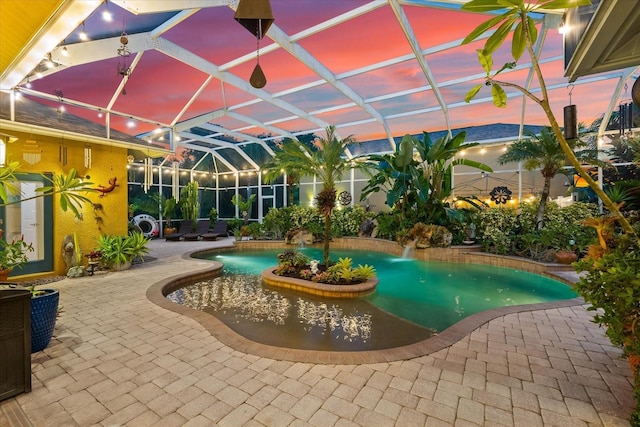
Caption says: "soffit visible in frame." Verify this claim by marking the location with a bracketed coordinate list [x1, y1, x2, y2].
[0, 0, 64, 73]
[565, 0, 640, 81]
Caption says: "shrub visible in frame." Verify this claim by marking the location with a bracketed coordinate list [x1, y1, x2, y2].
[331, 206, 368, 237]
[477, 207, 519, 254]
[289, 206, 324, 235]
[263, 207, 292, 239]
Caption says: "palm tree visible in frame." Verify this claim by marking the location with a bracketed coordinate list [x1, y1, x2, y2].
[498, 127, 597, 229]
[262, 126, 359, 264]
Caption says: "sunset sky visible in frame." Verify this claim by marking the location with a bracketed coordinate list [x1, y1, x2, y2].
[17, 0, 631, 152]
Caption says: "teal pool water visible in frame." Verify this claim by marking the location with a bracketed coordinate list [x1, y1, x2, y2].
[169, 248, 577, 351]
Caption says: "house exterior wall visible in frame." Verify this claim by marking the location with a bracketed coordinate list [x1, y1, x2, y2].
[2, 128, 129, 277]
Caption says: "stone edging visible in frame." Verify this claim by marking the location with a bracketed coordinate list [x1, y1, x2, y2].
[261, 268, 378, 298]
[146, 241, 585, 364]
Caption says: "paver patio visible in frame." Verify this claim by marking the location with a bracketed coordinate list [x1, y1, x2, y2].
[0, 238, 635, 426]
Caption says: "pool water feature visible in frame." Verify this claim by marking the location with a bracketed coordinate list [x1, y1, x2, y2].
[168, 248, 577, 352]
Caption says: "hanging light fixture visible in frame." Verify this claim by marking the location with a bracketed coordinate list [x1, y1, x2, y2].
[102, 0, 113, 22]
[563, 84, 577, 140]
[234, 0, 274, 89]
[79, 22, 88, 41]
[619, 82, 634, 138]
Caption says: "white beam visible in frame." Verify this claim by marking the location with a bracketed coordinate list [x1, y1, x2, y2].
[180, 142, 238, 172]
[154, 37, 333, 131]
[266, 23, 395, 151]
[226, 111, 295, 139]
[199, 123, 276, 155]
[112, 0, 227, 14]
[181, 131, 260, 170]
[389, 0, 451, 136]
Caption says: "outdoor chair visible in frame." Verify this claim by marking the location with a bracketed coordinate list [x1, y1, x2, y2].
[201, 220, 228, 241]
[164, 220, 193, 241]
[182, 219, 211, 241]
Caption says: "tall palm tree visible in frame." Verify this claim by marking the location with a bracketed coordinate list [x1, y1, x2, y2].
[262, 126, 359, 264]
[498, 127, 597, 229]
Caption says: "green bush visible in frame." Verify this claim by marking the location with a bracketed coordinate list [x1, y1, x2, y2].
[331, 205, 368, 237]
[477, 202, 598, 258]
[289, 205, 324, 235]
[263, 207, 293, 239]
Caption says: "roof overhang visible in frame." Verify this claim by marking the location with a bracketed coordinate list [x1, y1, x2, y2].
[564, 0, 640, 82]
[0, 119, 171, 158]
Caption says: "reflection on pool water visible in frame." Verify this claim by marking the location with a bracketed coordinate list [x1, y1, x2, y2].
[167, 248, 577, 351]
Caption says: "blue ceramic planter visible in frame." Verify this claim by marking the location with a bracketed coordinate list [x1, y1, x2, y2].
[30, 289, 59, 353]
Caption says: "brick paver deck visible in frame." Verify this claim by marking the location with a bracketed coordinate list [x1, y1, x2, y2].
[0, 239, 634, 426]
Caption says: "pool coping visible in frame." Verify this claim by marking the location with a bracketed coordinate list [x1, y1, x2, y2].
[146, 243, 585, 364]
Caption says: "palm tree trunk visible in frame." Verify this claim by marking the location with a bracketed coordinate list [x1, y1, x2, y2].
[323, 213, 331, 265]
[537, 177, 552, 230]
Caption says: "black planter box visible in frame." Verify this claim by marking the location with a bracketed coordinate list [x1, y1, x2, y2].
[0, 289, 32, 401]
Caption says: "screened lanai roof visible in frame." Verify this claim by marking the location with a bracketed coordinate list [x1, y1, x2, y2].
[1, 0, 638, 173]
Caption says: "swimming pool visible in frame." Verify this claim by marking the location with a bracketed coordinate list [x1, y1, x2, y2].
[167, 248, 577, 352]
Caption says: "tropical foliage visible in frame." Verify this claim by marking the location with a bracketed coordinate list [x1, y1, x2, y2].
[231, 193, 256, 224]
[0, 162, 95, 219]
[179, 181, 199, 226]
[95, 232, 150, 269]
[574, 221, 640, 425]
[274, 250, 376, 285]
[461, 0, 635, 238]
[477, 202, 597, 259]
[0, 237, 34, 271]
[361, 131, 491, 226]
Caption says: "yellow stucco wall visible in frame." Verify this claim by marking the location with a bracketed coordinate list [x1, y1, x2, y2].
[2, 129, 129, 276]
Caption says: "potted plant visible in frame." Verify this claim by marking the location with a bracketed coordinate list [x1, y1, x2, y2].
[163, 196, 178, 235]
[0, 237, 34, 281]
[28, 284, 60, 353]
[95, 232, 150, 271]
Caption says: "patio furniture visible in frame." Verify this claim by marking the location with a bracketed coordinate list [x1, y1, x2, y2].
[201, 220, 229, 241]
[182, 220, 211, 241]
[164, 220, 193, 241]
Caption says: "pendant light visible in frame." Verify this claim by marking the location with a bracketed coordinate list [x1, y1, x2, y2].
[563, 84, 577, 140]
[234, 0, 274, 89]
